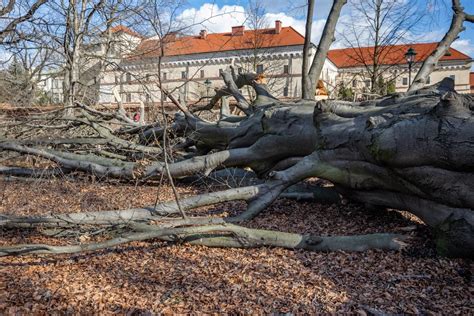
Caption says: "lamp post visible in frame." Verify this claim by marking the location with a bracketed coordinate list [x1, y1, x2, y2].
[204, 79, 211, 97]
[405, 47, 417, 87]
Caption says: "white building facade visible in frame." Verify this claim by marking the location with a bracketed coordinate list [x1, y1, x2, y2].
[97, 22, 338, 106]
[39, 25, 472, 106]
[327, 43, 473, 99]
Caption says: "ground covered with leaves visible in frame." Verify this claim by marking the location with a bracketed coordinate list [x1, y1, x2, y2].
[0, 177, 472, 314]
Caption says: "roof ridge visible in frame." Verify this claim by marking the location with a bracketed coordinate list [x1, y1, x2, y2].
[140, 26, 294, 39]
[139, 26, 298, 44]
[129, 26, 305, 60]
[111, 25, 144, 39]
[328, 42, 442, 51]
[327, 42, 472, 68]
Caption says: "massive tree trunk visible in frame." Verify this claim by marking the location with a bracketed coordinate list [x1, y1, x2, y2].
[1, 68, 472, 257]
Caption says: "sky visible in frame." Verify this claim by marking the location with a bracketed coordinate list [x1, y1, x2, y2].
[180, 0, 474, 62]
[1, 0, 473, 70]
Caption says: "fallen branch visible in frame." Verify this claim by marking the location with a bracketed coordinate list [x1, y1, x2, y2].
[0, 222, 407, 256]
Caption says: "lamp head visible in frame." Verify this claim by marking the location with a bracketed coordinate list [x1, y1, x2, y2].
[405, 47, 417, 64]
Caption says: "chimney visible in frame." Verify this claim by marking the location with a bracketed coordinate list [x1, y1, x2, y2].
[199, 29, 208, 39]
[163, 31, 177, 42]
[231, 25, 245, 36]
[275, 20, 282, 34]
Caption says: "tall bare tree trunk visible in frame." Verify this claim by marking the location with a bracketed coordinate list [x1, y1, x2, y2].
[409, 0, 474, 91]
[303, 0, 347, 99]
[301, 0, 315, 99]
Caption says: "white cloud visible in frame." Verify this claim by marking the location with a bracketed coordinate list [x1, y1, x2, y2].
[178, 3, 246, 34]
[451, 39, 474, 56]
[264, 12, 326, 43]
[177, 3, 326, 44]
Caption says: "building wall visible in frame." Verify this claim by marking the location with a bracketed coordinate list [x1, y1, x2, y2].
[97, 45, 333, 104]
[335, 59, 473, 99]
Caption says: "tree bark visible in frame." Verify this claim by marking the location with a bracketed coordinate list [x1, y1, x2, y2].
[409, 0, 473, 91]
[301, 0, 315, 99]
[305, 0, 347, 99]
[0, 223, 406, 256]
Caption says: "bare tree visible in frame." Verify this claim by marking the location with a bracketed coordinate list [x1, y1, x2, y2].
[409, 0, 474, 91]
[0, 0, 59, 107]
[0, 0, 47, 43]
[337, 0, 425, 96]
[0, 44, 51, 106]
[31, 0, 134, 111]
[302, 0, 347, 99]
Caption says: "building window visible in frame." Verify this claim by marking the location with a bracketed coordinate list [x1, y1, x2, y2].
[114, 75, 120, 84]
[125, 93, 131, 103]
[162, 72, 167, 81]
[364, 80, 371, 88]
[181, 71, 187, 79]
[352, 80, 357, 88]
[283, 65, 289, 74]
[146, 93, 151, 103]
[200, 70, 205, 78]
[256, 64, 264, 74]
[449, 75, 455, 83]
[238, 67, 243, 74]
[426, 76, 431, 84]
[219, 68, 223, 75]
[146, 74, 151, 82]
[283, 86, 289, 97]
[126, 73, 132, 83]
[402, 77, 408, 86]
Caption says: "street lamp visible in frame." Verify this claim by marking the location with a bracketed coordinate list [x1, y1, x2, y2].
[405, 47, 417, 87]
[204, 79, 211, 97]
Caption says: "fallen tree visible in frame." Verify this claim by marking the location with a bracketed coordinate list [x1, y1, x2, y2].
[0, 70, 472, 258]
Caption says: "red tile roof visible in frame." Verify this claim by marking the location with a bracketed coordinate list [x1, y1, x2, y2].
[128, 26, 304, 59]
[327, 43, 472, 68]
[110, 25, 144, 39]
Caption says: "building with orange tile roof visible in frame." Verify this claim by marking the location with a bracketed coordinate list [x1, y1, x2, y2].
[110, 25, 145, 39]
[42, 24, 472, 105]
[97, 22, 339, 104]
[327, 43, 472, 97]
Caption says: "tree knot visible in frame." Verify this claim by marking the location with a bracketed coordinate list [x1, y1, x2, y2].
[305, 235, 323, 246]
[441, 91, 456, 103]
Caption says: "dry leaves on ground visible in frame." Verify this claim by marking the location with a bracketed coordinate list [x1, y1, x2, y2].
[0, 178, 472, 314]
